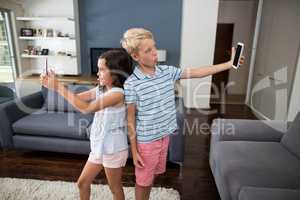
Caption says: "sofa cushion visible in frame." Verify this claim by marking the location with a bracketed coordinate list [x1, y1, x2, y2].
[0, 97, 13, 104]
[42, 84, 94, 112]
[12, 109, 94, 140]
[281, 112, 300, 159]
[213, 141, 300, 200]
[239, 187, 300, 200]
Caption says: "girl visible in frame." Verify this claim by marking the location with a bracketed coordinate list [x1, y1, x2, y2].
[40, 50, 133, 200]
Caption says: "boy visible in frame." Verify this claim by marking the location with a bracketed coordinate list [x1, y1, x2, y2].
[121, 28, 244, 200]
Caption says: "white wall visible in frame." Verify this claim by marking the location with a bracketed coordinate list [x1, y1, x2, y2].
[179, 0, 219, 108]
[21, 0, 74, 17]
[0, 0, 24, 16]
[288, 51, 300, 121]
[218, 0, 258, 95]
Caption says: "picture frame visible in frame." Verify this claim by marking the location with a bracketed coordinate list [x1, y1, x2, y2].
[37, 28, 43, 37]
[41, 49, 49, 55]
[32, 29, 37, 36]
[46, 29, 53, 37]
[20, 28, 34, 37]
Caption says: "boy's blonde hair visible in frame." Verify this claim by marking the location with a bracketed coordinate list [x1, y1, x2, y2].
[121, 28, 154, 55]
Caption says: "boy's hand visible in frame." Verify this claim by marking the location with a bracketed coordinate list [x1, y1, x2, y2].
[133, 151, 145, 168]
[40, 69, 60, 91]
[229, 47, 245, 68]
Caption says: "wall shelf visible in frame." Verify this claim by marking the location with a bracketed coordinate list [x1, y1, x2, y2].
[21, 54, 76, 58]
[16, 11, 79, 75]
[16, 17, 74, 21]
[19, 36, 75, 40]
[14, 0, 80, 76]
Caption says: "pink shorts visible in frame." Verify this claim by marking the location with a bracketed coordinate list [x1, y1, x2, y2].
[88, 149, 128, 168]
[135, 135, 170, 187]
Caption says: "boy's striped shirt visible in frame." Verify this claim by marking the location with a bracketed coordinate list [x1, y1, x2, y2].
[124, 65, 182, 143]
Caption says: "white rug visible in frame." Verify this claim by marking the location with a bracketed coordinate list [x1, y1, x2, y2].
[0, 178, 180, 200]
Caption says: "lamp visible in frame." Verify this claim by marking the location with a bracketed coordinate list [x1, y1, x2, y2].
[157, 49, 167, 63]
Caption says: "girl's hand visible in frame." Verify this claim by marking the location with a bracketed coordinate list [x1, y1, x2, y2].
[40, 69, 60, 91]
[133, 152, 145, 168]
[229, 47, 245, 68]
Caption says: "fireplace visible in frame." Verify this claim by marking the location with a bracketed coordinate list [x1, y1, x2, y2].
[90, 47, 124, 75]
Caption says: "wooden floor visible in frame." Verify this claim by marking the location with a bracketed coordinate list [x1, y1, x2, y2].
[210, 94, 246, 105]
[0, 103, 257, 200]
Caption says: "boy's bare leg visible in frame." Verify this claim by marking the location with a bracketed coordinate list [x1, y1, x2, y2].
[104, 167, 125, 200]
[136, 184, 152, 200]
[77, 161, 103, 200]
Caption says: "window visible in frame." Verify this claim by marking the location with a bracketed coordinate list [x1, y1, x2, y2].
[0, 10, 15, 83]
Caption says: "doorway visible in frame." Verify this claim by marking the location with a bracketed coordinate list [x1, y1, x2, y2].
[0, 9, 17, 90]
[211, 23, 239, 104]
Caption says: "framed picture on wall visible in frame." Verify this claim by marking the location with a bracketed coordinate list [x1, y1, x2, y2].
[41, 49, 49, 55]
[46, 29, 53, 37]
[37, 28, 43, 37]
[20, 28, 34, 37]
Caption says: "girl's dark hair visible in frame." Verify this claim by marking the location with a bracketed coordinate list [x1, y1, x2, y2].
[99, 49, 133, 88]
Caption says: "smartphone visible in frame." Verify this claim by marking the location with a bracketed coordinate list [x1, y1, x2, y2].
[232, 42, 244, 69]
[45, 58, 48, 75]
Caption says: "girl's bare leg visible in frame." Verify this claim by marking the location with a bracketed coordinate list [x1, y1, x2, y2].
[104, 167, 125, 200]
[77, 161, 103, 200]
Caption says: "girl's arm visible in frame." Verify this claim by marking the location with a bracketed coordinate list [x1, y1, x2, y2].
[181, 47, 245, 79]
[41, 72, 122, 114]
[56, 84, 123, 114]
[76, 87, 97, 101]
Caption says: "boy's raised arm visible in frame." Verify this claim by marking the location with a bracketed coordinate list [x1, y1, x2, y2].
[181, 61, 232, 79]
[181, 47, 244, 79]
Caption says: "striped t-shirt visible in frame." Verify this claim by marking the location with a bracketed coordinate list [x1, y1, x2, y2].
[124, 65, 182, 143]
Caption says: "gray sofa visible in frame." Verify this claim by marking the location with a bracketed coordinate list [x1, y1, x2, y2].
[0, 85, 15, 104]
[0, 85, 185, 164]
[209, 113, 300, 200]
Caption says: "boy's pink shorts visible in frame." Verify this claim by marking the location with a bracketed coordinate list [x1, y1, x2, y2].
[135, 135, 170, 187]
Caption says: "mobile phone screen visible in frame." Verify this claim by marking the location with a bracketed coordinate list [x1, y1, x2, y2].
[233, 44, 242, 67]
[45, 58, 48, 75]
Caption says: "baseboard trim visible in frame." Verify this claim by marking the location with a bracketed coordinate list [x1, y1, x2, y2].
[247, 103, 271, 120]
